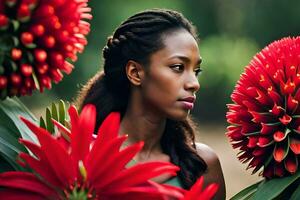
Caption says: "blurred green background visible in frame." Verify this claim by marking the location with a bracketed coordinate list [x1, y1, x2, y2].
[18, 1, 300, 198]
[20, 0, 300, 124]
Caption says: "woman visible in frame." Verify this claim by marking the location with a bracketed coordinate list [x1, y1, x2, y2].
[76, 8, 226, 199]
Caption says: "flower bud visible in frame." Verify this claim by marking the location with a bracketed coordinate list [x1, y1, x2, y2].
[50, 52, 64, 67]
[24, 77, 34, 88]
[39, 75, 51, 89]
[36, 63, 49, 74]
[43, 35, 55, 48]
[49, 68, 63, 83]
[0, 14, 9, 29]
[34, 49, 47, 62]
[10, 73, 22, 86]
[30, 24, 45, 36]
[11, 48, 22, 60]
[21, 64, 33, 76]
[17, 4, 31, 22]
[22, 0, 38, 10]
[0, 76, 8, 89]
[21, 32, 34, 45]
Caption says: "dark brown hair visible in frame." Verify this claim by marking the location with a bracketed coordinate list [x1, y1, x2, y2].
[75, 8, 207, 189]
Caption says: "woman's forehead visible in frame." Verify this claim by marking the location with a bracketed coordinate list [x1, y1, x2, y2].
[152, 30, 200, 62]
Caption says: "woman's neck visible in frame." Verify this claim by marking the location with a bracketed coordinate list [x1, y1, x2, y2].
[119, 100, 167, 162]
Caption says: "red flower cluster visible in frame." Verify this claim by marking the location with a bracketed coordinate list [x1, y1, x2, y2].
[227, 36, 300, 178]
[0, 0, 91, 98]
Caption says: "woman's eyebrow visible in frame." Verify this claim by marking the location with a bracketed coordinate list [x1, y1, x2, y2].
[168, 55, 202, 65]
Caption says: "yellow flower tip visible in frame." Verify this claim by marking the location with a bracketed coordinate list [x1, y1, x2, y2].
[259, 75, 265, 81]
[267, 86, 273, 92]
[78, 160, 87, 181]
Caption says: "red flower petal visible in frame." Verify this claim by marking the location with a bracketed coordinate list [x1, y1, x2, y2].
[70, 104, 95, 164]
[284, 155, 298, 173]
[96, 112, 120, 142]
[0, 172, 58, 198]
[99, 162, 179, 192]
[86, 136, 128, 182]
[273, 144, 288, 162]
[183, 176, 219, 200]
[290, 138, 300, 154]
[279, 114, 292, 125]
[91, 141, 144, 186]
[20, 116, 75, 187]
[273, 131, 286, 142]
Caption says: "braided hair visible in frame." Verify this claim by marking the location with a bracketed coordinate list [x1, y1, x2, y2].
[76, 8, 207, 189]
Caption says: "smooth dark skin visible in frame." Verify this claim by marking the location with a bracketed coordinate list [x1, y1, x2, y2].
[118, 29, 226, 200]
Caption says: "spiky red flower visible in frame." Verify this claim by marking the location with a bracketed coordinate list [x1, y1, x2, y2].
[227, 36, 300, 178]
[0, 105, 183, 199]
[0, 0, 91, 98]
[181, 176, 219, 200]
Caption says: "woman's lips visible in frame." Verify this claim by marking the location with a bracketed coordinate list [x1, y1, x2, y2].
[178, 96, 196, 110]
[180, 101, 194, 109]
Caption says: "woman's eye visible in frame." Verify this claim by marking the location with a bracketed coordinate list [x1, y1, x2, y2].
[170, 64, 184, 72]
[194, 68, 202, 76]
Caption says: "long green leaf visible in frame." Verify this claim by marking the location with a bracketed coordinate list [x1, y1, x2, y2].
[230, 181, 262, 200]
[290, 184, 300, 200]
[51, 103, 58, 121]
[58, 100, 66, 125]
[0, 97, 38, 143]
[46, 107, 54, 133]
[0, 154, 22, 172]
[0, 98, 38, 172]
[39, 116, 46, 129]
[253, 172, 300, 200]
[0, 124, 26, 172]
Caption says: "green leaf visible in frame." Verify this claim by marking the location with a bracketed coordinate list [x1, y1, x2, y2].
[11, 20, 20, 31]
[32, 71, 40, 91]
[25, 51, 34, 63]
[51, 103, 58, 121]
[25, 43, 37, 49]
[39, 116, 46, 129]
[290, 184, 300, 200]
[46, 107, 54, 133]
[0, 154, 22, 172]
[230, 181, 262, 200]
[0, 97, 38, 143]
[252, 172, 300, 200]
[0, 125, 25, 171]
[9, 60, 18, 72]
[0, 98, 35, 172]
[58, 100, 66, 125]
[12, 36, 19, 46]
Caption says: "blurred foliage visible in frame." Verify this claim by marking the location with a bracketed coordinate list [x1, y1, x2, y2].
[20, 0, 300, 122]
[192, 36, 259, 122]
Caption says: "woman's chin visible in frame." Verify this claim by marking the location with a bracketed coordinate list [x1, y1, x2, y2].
[168, 109, 190, 121]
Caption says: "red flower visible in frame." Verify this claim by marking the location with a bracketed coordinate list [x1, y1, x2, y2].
[0, 104, 183, 199]
[182, 176, 219, 200]
[227, 36, 300, 178]
[0, 0, 91, 98]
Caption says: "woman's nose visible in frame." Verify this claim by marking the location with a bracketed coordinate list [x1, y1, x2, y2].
[184, 73, 200, 92]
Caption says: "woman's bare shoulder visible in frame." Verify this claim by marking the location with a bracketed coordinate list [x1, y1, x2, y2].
[195, 142, 219, 165]
[195, 142, 226, 200]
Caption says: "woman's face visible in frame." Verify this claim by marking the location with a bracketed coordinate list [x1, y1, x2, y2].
[141, 29, 202, 120]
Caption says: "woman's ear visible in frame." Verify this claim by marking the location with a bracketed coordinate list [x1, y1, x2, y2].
[125, 60, 144, 86]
